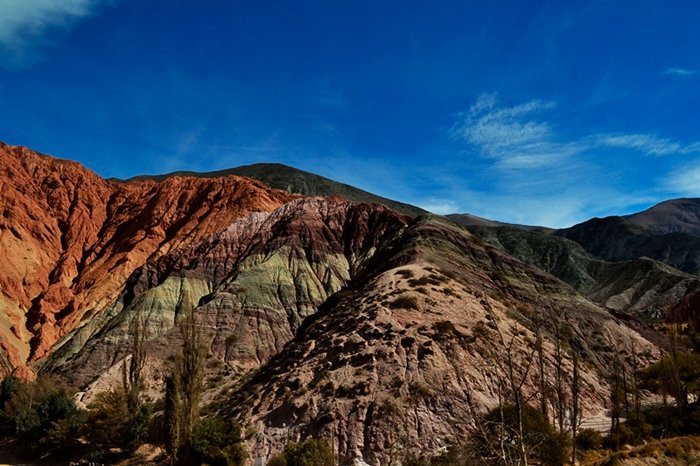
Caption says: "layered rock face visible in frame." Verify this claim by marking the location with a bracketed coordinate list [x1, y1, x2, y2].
[43, 197, 408, 391]
[221, 217, 658, 463]
[0, 142, 297, 375]
[38, 199, 658, 464]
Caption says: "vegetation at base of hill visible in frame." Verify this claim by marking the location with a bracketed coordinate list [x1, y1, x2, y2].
[191, 416, 247, 466]
[0, 309, 248, 465]
[576, 429, 603, 451]
[0, 372, 247, 465]
[0, 374, 161, 462]
[0, 375, 86, 458]
[267, 438, 335, 466]
[404, 405, 570, 466]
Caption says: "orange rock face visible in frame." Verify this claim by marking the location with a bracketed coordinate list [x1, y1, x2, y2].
[0, 142, 298, 374]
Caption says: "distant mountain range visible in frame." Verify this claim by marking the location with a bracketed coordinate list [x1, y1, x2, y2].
[557, 209, 700, 274]
[1, 140, 696, 463]
[450, 199, 700, 314]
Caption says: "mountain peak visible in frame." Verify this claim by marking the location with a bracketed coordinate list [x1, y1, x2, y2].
[625, 198, 700, 235]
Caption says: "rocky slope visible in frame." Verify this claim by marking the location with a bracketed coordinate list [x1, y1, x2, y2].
[624, 198, 700, 235]
[42, 197, 408, 392]
[218, 217, 657, 464]
[0, 141, 679, 464]
[0, 142, 298, 376]
[42, 202, 659, 463]
[468, 225, 700, 319]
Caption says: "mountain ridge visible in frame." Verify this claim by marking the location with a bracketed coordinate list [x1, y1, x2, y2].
[624, 198, 700, 235]
[113, 162, 428, 218]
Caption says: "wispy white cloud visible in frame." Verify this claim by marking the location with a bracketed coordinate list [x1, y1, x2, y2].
[663, 67, 697, 76]
[0, 0, 110, 66]
[454, 93, 700, 168]
[664, 161, 700, 197]
[416, 198, 460, 215]
[444, 93, 700, 226]
[452, 93, 581, 168]
[594, 133, 700, 156]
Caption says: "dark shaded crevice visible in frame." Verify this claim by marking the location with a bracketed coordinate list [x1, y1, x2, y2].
[74, 191, 120, 277]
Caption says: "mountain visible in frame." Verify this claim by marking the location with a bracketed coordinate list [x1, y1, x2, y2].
[0, 141, 667, 463]
[450, 199, 700, 277]
[42, 196, 408, 391]
[216, 216, 656, 462]
[0, 142, 298, 376]
[449, 199, 700, 319]
[39, 193, 657, 462]
[468, 225, 700, 319]
[624, 198, 700, 235]
[445, 212, 503, 227]
[118, 162, 427, 218]
[556, 216, 700, 274]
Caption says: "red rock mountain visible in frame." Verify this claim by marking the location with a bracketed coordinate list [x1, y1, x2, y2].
[0, 142, 298, 375]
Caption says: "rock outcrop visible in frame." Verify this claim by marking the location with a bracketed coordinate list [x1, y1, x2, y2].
[0, 142, 297, 375]
[220, 217, 658, 464]
[43, 197, 408, 390]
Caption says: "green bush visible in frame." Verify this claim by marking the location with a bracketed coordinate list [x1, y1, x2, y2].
[127, 403, 152, 450]
[191, 416, 247, 466]
[87, 389, 130, 448]
[1, 376, 85, 454]
[0, 375, 20, 409]
[267, 438, 334, 466]
[639, 352, 700, 408]
[87, 388, 152, 452]
[388, 295, 419, 311]
[576, 428, 602, 450]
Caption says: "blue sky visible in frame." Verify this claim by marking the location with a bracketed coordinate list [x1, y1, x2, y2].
[1, 0, 700, 227]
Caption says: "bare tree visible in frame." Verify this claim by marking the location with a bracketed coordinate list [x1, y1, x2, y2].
[551, 321, 567, 434]
[164, 375, 181, 465]
[175, 309, 207, 460]
[123, 312, 149, 414]
[669, 322, 687, 413]
[630, 340, 641, 421]
[464, 373, 513, 466]
[536, 329, 548, 421]
[481, 297, 540, 466]
[609, 353, 625, 448]
[569, 343, 581, 464]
